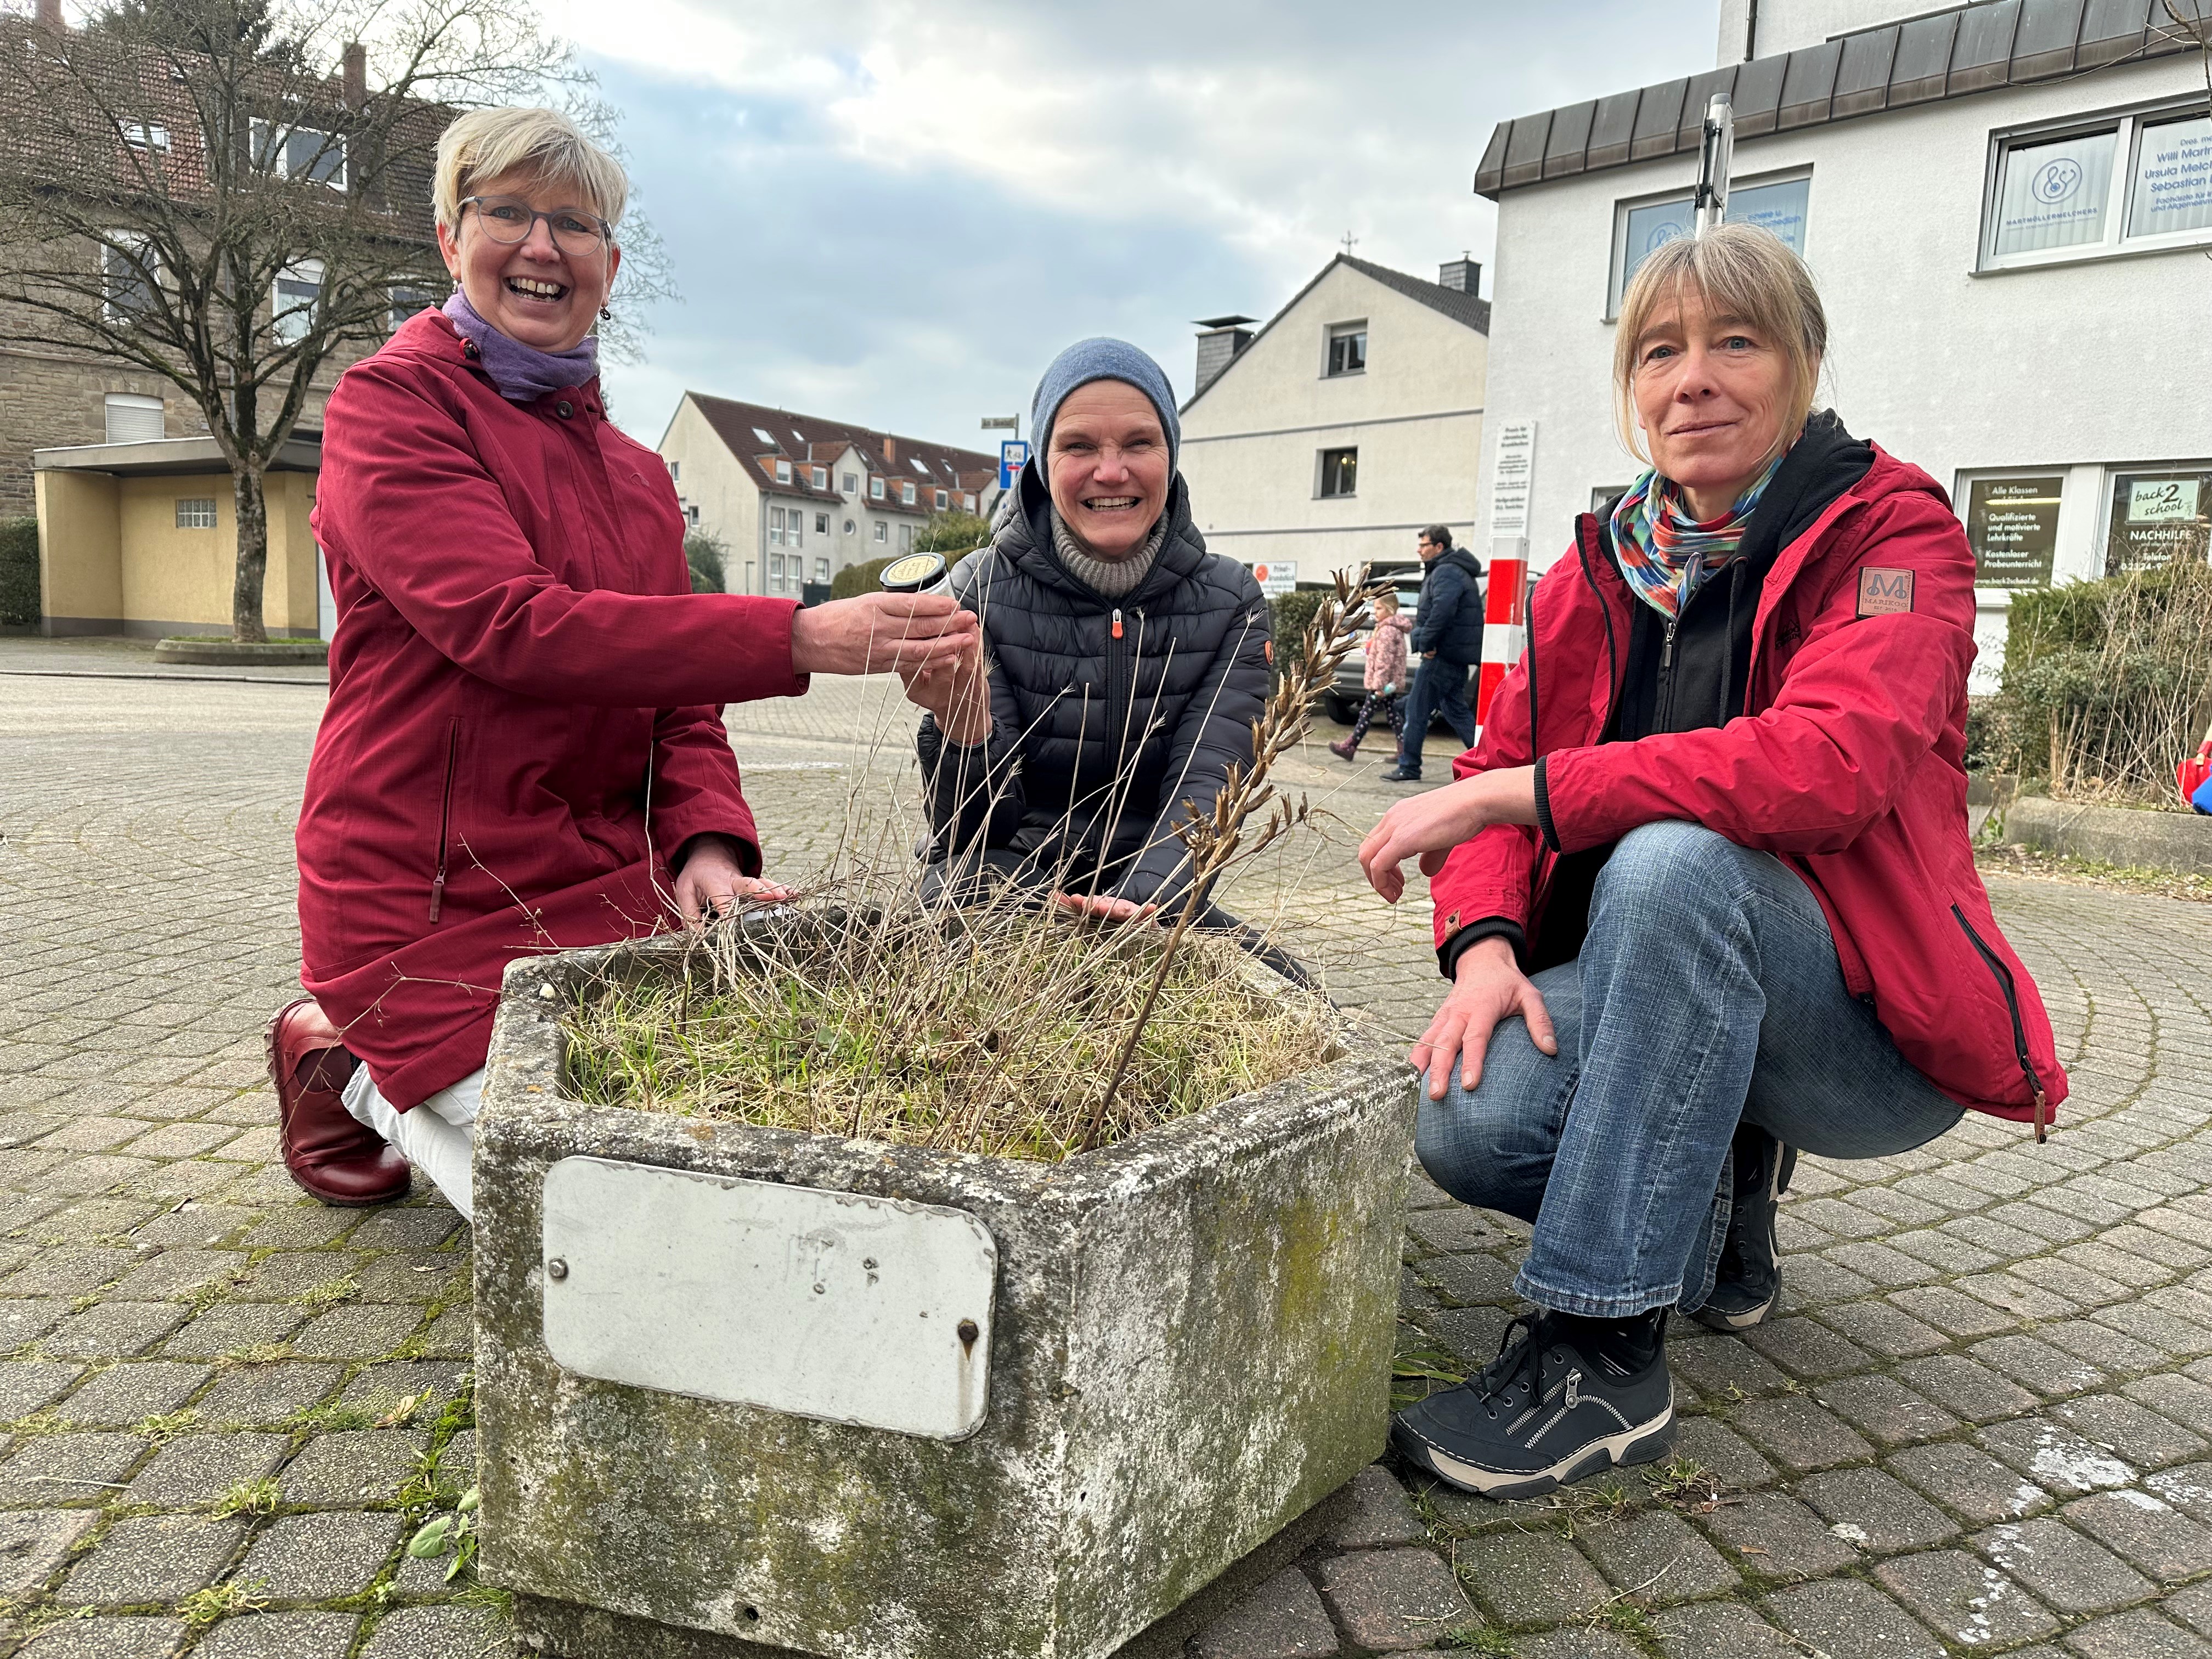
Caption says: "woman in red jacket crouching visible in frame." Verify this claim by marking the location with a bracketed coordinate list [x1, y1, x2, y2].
[1357, 225, 2066, 1500]
[267, 108, 974, 1220]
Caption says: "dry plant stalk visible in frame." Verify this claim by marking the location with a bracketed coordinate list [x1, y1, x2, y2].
[559, 572, 1384, 1161]
[1080, 566, 1388, 1147]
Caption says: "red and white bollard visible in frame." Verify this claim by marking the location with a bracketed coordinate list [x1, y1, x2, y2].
[1473, 554, 1527, 732]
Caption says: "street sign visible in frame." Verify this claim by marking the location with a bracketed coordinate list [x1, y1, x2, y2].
[1246, 560, 1296, 596]
[998, 440, 1030, 491]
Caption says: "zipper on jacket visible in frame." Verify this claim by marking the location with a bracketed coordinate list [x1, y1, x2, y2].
[1111, 608, 1124, 641]
[1656, 616, 1680, 729]
[1104, 608, 1136, 780]
[1951, 903, 2049, 1142]
[428, 718, 459, 923]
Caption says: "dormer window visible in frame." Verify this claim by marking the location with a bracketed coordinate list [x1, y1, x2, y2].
[811, 466, 827, 489]
[870, 477, 885, 500]
[901, 482, 916, 506]
[775, 459, 791, 484]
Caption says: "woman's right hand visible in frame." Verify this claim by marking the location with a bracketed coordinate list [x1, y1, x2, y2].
[902, 640, 992, 746]
[1410, 935, 1557, 1102]
[790, 592, 979, 676]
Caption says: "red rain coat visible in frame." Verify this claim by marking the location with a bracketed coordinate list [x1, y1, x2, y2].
[1430, 447, 2067, 1130]
[297, 310, 806, 1109]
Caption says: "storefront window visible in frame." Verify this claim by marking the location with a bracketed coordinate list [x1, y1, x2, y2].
[2126, 113, 2212, 241]
[1990, 129, 2117, 258]
[2106, 466, 2212, 575]
[1965, 476, 2063, 588]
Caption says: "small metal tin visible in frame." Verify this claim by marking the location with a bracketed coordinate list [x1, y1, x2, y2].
[878, 552, 948, 595]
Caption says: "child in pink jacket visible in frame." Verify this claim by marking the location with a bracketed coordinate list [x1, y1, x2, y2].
[1331, 591, 1412, 760]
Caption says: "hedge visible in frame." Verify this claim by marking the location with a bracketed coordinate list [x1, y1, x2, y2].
[0, 517, 38, 628]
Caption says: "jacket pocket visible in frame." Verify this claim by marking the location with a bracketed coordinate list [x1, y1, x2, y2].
[429, 718, 460, 924]
[1950, 903, 2047, 1141]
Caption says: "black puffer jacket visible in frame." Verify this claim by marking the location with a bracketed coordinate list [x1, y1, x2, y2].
[917, 466, 1272, 907]
[1410, 547, 1485, 665]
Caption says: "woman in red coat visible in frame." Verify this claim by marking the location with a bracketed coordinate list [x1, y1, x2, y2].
[268, 108, 975, 1220]
[1357, 225, 2066, 1501]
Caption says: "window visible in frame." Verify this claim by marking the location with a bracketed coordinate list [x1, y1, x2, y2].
[1609, 173, 1810, 314]
[870, 477, 885, 501]
[814, 512, 829, 534]
[1984, 106, 2212, 269]
[843, 518, 855, 535]
[901, 482, 916, 506]
[102, 235, 157, 322]
[387, 285, 438, 332]
[174, 497, 216, 528]
[768, 552, 787, 590]
[272, 261, 321, 346]
[1963, 475, 2064, 588]
[788, 510, 803, 548]
[900, 524, 915, 551]
[1318, 447, 1358, 499]
[814, 558, 831, 583]
[103, 392, 163, 443]
[910, 457, 929, 475]
[2106, 465, 2212, 575]
[774, 459, 792, 484]
[768, 506, 786, 545]
[1325, 322, 1367, 377]
[1592, 484, 1632, 513]
[934, 489, 948, 510]
[873, 521, 888, 544]
[686, 505, 700, 526]
[667, 459, 680, 482]
[122, 120, 170, 152]
[753, 427, 775, 446]
[252, 120, 346, 188]
[842, 472, 857, 494]
[811, 466, 827, 489]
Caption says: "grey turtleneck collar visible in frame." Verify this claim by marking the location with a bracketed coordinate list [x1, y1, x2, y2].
[1051, 509, 1166, 599]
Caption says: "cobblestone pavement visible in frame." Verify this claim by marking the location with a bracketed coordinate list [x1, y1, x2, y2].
[3, 659, 2211, 1657]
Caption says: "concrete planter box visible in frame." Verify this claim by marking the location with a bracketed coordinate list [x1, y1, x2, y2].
[2005, 793, 2212, 876]
[153, 636, 326, 666]
[473, 932, 1415, 1659]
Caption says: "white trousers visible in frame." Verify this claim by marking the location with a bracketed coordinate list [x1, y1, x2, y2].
[342, 1064, 483, 1223]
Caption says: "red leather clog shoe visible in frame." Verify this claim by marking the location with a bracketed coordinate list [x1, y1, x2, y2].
[264, 1000, 411, 1206]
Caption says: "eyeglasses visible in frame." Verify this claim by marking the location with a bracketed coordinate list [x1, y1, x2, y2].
[458, 195, 613, 258]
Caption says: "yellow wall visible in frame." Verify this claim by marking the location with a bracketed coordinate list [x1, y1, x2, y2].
[38, 466, 319, 636]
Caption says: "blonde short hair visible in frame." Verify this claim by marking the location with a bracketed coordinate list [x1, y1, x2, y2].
[433, 108, 628, 235]
[1613, 222, 1826, 467]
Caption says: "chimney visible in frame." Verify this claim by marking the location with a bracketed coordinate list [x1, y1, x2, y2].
[1438, 255, 1481, 296]
[882, 435, 896, 466]
[1192, 314, 1256, 398]
[35, 0, 64, 29]
[342, 42, 366, 110]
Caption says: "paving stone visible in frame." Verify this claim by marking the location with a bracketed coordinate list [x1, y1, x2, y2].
[131, 1203, 262, 1251]
[2145, 1461, 2212, 1521]
[236, 1510, 402, 1599]
[1648, 1600, 1803, 1656]
[106, 1249, 244, 1302]
[1576, 1507, 1740, 1601]
[1875, 1549, 2060, 1647]
[1888, 1442, 2053, 1525]
[1823, 1241, 1937, 1288]
[2124, 1371, 2212, 1431]
[1453, 1525, 1613, 1623]
[2040, 1318, 2164, 1376]
[352, 1251, 468, 1304]
[2063, 1609, 2212, 1658]
[1695, 1492, 1858, 1582]
[1668, 1417, 1776, 1490]
[0, 1300, 69, 1350]
[414, 1306, 472, 1358]
[55, 1362, 210, 1426]
[0, 1508, 99, 1591]
[126, 1431, 287, 1506]
[1404, 1208, 1524, 1254]
[193, 1363, 343, 1427]
[345, 1209, 461, 1251]
[0, 1250, 132, 1299]
[1897, 1353, 2044, 1423]
[1189, 1567, 1340, 1659]
[2061, 1489, 2212, 1582]
[287, 1304, 421, 1360]
[1814, 1300, 1949, 1359]
[1973, 1333, 2112, 1400]
[338, 1361, 468, 1416]
[1311, 1548, 1469, 1653]
[1973, 1516, 2154, 1614]
[1963, 1269, 2090, 1322]
[1813, 1374, 1961, 1447]
[278, 1430, 426, 1506]
[1729, 1396, 1874, 1474]
[41, 1301, 190, 1359]
[1739, 1318, 1875, 1382]
[197, 1611, 364, 1659]
[1316, 1464, 1423, 1549]
[1982, 1419, 2139, 1494]
[1427, 1306, 1514, 1365]
[1507, 1630, 1644, 1658]
[1763, 1576, 1945, 1658]
[0, 1362, 87, 1420]
[16, 1617, 190, 1657]
[126, 1122, 242, 1160]
[157, 1303, 304, 1359]
[59, 1513, 245, 1604]
[357, 1606, 509, 1659]
[1796, 1466, 1957, 1553]
[2172, 1580, 2212, 1635]
[2049, 1393, 2210, 1470]
[238, 1207, 363, 1251]
[1666, 1338, 1792, 1401]
[0, 1432, 147, 1506]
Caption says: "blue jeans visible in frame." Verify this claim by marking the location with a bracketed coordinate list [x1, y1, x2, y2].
[1396, 657, 1477, 772]
[1416, 821, 1962, 1317]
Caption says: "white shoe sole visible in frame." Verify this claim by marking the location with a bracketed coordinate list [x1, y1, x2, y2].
[1692, 1289, 1778, 1331]
[1399, 1407, 1677, 1500]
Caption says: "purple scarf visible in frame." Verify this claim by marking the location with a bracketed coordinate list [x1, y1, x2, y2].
[442, 290, 598, 403]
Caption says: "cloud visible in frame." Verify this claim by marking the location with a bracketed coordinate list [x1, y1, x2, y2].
[561, 0, 1718, 447]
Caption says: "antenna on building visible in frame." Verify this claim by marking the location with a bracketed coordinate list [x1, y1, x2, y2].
[1694, 92, 1734, 235]
[1340, 232, 1359, 256]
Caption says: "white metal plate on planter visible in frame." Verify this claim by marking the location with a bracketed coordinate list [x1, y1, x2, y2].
[538, 1157, 997, 1440]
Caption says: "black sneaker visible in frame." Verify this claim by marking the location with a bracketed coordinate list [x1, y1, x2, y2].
[1391, 1312, 1675, 1499]
[1379, 764, 1422, 782]
[1695, 1126, 1798, 1332]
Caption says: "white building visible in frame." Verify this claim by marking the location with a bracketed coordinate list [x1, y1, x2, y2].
[657, 393, 999, 598]
[1475, 0, 2212, 690]
[1177, 253, 1490, 582]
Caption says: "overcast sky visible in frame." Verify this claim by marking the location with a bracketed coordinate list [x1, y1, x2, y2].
[545, 0, 1722, 452]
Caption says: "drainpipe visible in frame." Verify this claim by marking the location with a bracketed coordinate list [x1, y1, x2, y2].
[1744, 0, 1759, 60]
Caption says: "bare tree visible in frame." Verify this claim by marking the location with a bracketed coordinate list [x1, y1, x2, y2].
[0, 0, 668, 641]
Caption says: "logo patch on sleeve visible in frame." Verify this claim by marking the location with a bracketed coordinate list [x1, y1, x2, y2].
[1857, 568, 1915, 617]
[1442, 909, 1460, 934]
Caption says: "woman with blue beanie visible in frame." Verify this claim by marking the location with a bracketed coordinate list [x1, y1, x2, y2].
[904, 337, 1301, 974]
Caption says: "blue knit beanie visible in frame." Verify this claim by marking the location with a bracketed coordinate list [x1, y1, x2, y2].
[1029, 337, 1180, 475]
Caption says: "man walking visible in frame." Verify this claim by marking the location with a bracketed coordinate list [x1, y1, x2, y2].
[1383, 525, 1483, 782]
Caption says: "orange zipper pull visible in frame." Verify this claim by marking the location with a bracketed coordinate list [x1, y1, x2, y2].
[1111, 608, 1123, 640]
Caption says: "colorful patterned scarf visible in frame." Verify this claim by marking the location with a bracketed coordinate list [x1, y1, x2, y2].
[1608, 452, 1785, 620]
